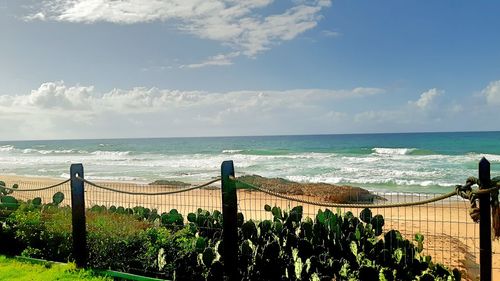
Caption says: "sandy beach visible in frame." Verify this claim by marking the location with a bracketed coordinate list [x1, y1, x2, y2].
[1, 174, 499, 281]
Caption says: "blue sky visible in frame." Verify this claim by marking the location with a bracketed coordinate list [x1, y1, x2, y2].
[0, 0, 499, 140]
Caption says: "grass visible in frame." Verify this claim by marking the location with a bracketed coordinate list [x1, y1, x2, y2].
[0, 255, 111, 281]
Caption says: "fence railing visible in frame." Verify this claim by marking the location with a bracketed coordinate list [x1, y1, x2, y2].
[0, 158, 498, 281]
[226, 158, 498, 281]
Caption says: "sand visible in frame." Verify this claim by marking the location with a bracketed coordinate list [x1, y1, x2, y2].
[1, 174, 499, 281]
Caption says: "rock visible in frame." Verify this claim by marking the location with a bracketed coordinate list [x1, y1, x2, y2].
[148, 180, 190, 186]
[237, 175, 385, 204]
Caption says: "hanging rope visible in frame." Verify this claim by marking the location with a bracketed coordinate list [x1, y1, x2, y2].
[234, 175, 500, 236]
[489, 178, 500, 239]
[0, 179, 70, 192]
[456, 177, 500, 238]
[77, 176, 221, 196]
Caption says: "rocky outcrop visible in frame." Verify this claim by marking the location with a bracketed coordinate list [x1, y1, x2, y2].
[238, 175, 385, 204]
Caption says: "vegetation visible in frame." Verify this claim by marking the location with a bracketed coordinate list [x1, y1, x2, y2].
[0, 255, 111, 281]
[0, 187, 460, 281]
[178, 205, 461, 281]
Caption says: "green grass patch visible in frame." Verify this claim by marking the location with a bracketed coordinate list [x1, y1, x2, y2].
[0, 255, 111, 281]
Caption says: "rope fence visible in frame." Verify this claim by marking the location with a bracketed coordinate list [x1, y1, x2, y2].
[77, 177, 221, 196]
[232, 176, 464, 208]
[79, 177, 222, 216]
[1, 159, 499, 280]
[0, 179, 70, 192]
[0, 178, 72, 209]
[235, 178, 486, 277]
[230, 160, 500, 281]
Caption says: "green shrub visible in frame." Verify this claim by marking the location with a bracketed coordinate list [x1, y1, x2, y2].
[1, 194, 460, 281]
[86, 211, 152, 272]
[141, 226, 197, 278]
[4, 204, 72, 261]
[184, 206, 460, 281]
[3, 200, 199, 279]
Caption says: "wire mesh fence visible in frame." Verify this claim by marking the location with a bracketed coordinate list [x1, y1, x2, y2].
[81, 178, 222, 221]
[79, 177, 224, 278]
[0, 176, 72, 210]
[1, 170, 499, 280]
[238, 187, 483, 276]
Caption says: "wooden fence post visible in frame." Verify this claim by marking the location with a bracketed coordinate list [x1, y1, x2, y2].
[479, 157, 492, 281]
[70, 163, 87, 268]
[221, 161, 239, 280]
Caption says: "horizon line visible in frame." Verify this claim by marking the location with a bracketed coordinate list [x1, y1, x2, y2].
[1, 129, 499, 143]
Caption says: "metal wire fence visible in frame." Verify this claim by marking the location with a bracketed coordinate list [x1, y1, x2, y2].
[0, 177, 71, 209]
[1, 161, 499, 280]
[237, 186, 483, 278]
[81, 177, 222, 216]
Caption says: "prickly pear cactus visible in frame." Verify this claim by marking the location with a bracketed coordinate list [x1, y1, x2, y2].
[52, 192, 64, 206]
[0, 195, 18, 210]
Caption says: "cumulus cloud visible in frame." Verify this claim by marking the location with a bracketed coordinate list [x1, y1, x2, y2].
[27, 81, 93, 109]
[482, 80, 500, 106]
[2, 82, 496, 138]
[349, 86, 492, 134]
[409, 88, 443, 110]
[27, 0, 331, 57]
[0, 81, 382, 139]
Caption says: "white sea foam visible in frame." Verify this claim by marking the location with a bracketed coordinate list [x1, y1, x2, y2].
[85, 175, 141, 181]
[471, 153, 500, 162]
[222, 149, 243, 154]
[286, 175, 343, 184]
[40, 149, 75, 154]
[22, 148, 77, 154]
[90, 150, 130, 156]
[1, 142, 497, 194]
[0, 145, 14, 152]
[286, 174, 456, 187]
[372, 147, 416, 155]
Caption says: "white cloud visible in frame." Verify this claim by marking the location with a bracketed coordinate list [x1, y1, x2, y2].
[354, 88, 452, 129]
[482, 80, 500, 106]
[24, 12, 46, 21]
[409, 88, 443, 110]
[180, 52, 240, 68]
[321, 30, 341, 37]
[2, 82, 499, 139]
[0, 81, 382, 139]
[27, 0, 331, 57]
[354, 110, 407, 124]
[27, 81, 93, 109]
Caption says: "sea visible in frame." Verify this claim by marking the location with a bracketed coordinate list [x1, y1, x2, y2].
[0, 131, 499, 193]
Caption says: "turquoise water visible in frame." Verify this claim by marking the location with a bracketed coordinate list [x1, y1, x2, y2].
[0, 131, 499, 193]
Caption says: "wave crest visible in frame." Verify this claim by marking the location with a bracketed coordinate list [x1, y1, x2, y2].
[372, 147, 416, 155]
[222, 149, 243, 154]
[90, 150, 131, 156]
[0, 145, 15, 152]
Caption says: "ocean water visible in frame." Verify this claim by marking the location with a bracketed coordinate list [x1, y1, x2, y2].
[0, 132, 499, 193]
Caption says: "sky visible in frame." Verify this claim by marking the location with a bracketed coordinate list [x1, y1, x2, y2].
[0, 0, 500, 140]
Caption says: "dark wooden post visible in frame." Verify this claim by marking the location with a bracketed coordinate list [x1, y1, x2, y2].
[221, 161, 239, 280]
[70, 164, 87, 268]
[478, 157, 492, 281]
